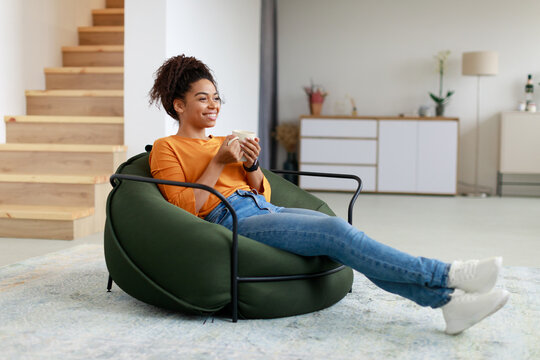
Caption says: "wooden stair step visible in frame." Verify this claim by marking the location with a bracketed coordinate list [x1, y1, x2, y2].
[78, 26, 124, 32]
[0, 143, 127, 152]
[5, 116, 123, 144]
[44, 67, 123, 90]
[0, 204, 94, 220]
[0, 143, 127, 175]
[44, 67, 123, 74]
[79, 26, 124, 45]
[0, 173, 111, 238]
[26, 89, 123, 97]
[25, 90, 123, 116]
[106, 0, 124, 9]
[0, 204, 97, 240]
[93, 9, 124, 26]
[93, 9, 124, 15]
[0, 174, 110, 208]
[0, 179, 98, 206]
[62, 45, 123, 67]
[0, 173, 110, 184]
[5, 116, 124, 144]
[6, 120, 124, 144]
[4, 115, 123, 124]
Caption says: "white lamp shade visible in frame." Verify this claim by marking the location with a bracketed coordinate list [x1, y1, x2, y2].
[462, 51, 499, 76]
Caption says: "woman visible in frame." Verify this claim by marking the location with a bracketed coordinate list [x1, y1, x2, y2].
[148, 55, 509, 335]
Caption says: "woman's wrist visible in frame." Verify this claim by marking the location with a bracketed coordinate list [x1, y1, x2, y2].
[210, 156, 228, 168]
[245, 166, 264, 191]
[243, 158, 259, 172]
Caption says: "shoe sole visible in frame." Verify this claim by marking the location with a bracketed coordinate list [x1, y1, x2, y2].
[445, 290, 510, 335]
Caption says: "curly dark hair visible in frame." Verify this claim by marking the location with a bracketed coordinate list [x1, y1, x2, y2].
[149, 54, 218, 121]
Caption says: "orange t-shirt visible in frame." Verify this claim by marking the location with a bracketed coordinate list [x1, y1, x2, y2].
[149, 135, 271, 218]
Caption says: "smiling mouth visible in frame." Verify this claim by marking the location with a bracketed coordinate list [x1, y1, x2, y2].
[205, 113, 217, 120]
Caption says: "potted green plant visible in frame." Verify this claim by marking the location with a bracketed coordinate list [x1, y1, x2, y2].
[429, 50, 454, 116]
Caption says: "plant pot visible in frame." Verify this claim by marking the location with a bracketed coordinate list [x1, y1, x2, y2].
[435, 103, 445, 116]
[282, 152, 299, 185]
[310, 102, 323, 116]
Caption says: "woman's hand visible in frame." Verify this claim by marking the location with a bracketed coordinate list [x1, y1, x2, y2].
[214, 135, 243, 165]
[240, 138, 260, 167]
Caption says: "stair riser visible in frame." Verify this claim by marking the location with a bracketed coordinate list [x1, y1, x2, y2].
[0, 217, 94, 240]
[46, 73, 123, 90]
[26, 96, 123, 116]
[79, 32, 123, 45]
[93, 14, 124, 26]
[0, 151, 126, 175]
[6, 122, 124, 144]
[0, 183, 109, 232]
[107, 0, 124, 8]
[0, 183, 95, 207]
[63, 52, 123, 67]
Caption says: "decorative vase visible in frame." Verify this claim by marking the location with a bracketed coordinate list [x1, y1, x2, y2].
[282, 152, 298, 185]
[310, 102, 323, 116]
[435, 103, 445, 116]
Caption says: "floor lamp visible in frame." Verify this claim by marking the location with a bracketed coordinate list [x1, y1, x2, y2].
[462, 51, 499, 197]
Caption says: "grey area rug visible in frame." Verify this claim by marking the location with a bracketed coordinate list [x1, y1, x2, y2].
[0, 244, 538, 360]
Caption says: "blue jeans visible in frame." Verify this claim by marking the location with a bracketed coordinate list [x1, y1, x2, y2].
[205, 190, 453, 308]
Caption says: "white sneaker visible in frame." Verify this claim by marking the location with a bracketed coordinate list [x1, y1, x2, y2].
[448, 257, 502, 293]
[442, 289, 510, 335]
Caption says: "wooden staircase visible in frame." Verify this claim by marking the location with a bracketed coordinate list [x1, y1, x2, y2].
[1, 0, 125, 240]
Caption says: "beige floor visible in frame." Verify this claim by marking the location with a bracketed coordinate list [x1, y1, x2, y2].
[0, 193, 539, 267]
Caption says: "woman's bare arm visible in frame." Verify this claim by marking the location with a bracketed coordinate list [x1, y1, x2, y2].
[193, 135, 242, 212]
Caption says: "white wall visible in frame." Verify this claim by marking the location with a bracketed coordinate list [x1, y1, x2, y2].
[124, 0, 261, 157]
[278, 0, 540, 194]
[165, 0, 261, 138]
[0, 0, 103, 144]
[124, 0, 167, 156]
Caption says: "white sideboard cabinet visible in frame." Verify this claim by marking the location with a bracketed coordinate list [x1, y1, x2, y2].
[299, 116, 459, 195]
[497, 112, 540, 196]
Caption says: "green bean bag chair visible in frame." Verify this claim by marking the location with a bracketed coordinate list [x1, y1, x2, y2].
[104, 151, 354, 319]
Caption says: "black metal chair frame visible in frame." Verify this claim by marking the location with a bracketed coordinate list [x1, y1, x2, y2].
[107, 169, 362, 322]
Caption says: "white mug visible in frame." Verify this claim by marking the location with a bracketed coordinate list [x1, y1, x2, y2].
[228, 130, 257, 161]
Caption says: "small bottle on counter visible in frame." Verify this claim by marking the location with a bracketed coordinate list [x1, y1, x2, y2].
[528, 102, 536, 112]
[525, 74, 534, 106]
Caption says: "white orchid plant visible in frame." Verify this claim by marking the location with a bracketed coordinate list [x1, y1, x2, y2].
[429, 50, 455, 106]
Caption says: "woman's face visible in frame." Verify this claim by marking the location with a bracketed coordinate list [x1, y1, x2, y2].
[174, 79, 221, 129]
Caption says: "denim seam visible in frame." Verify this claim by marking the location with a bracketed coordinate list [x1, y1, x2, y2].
[238, 192, 273, 212]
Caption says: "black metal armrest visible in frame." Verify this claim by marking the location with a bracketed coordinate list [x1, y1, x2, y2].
[270, 169, 362, 225]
